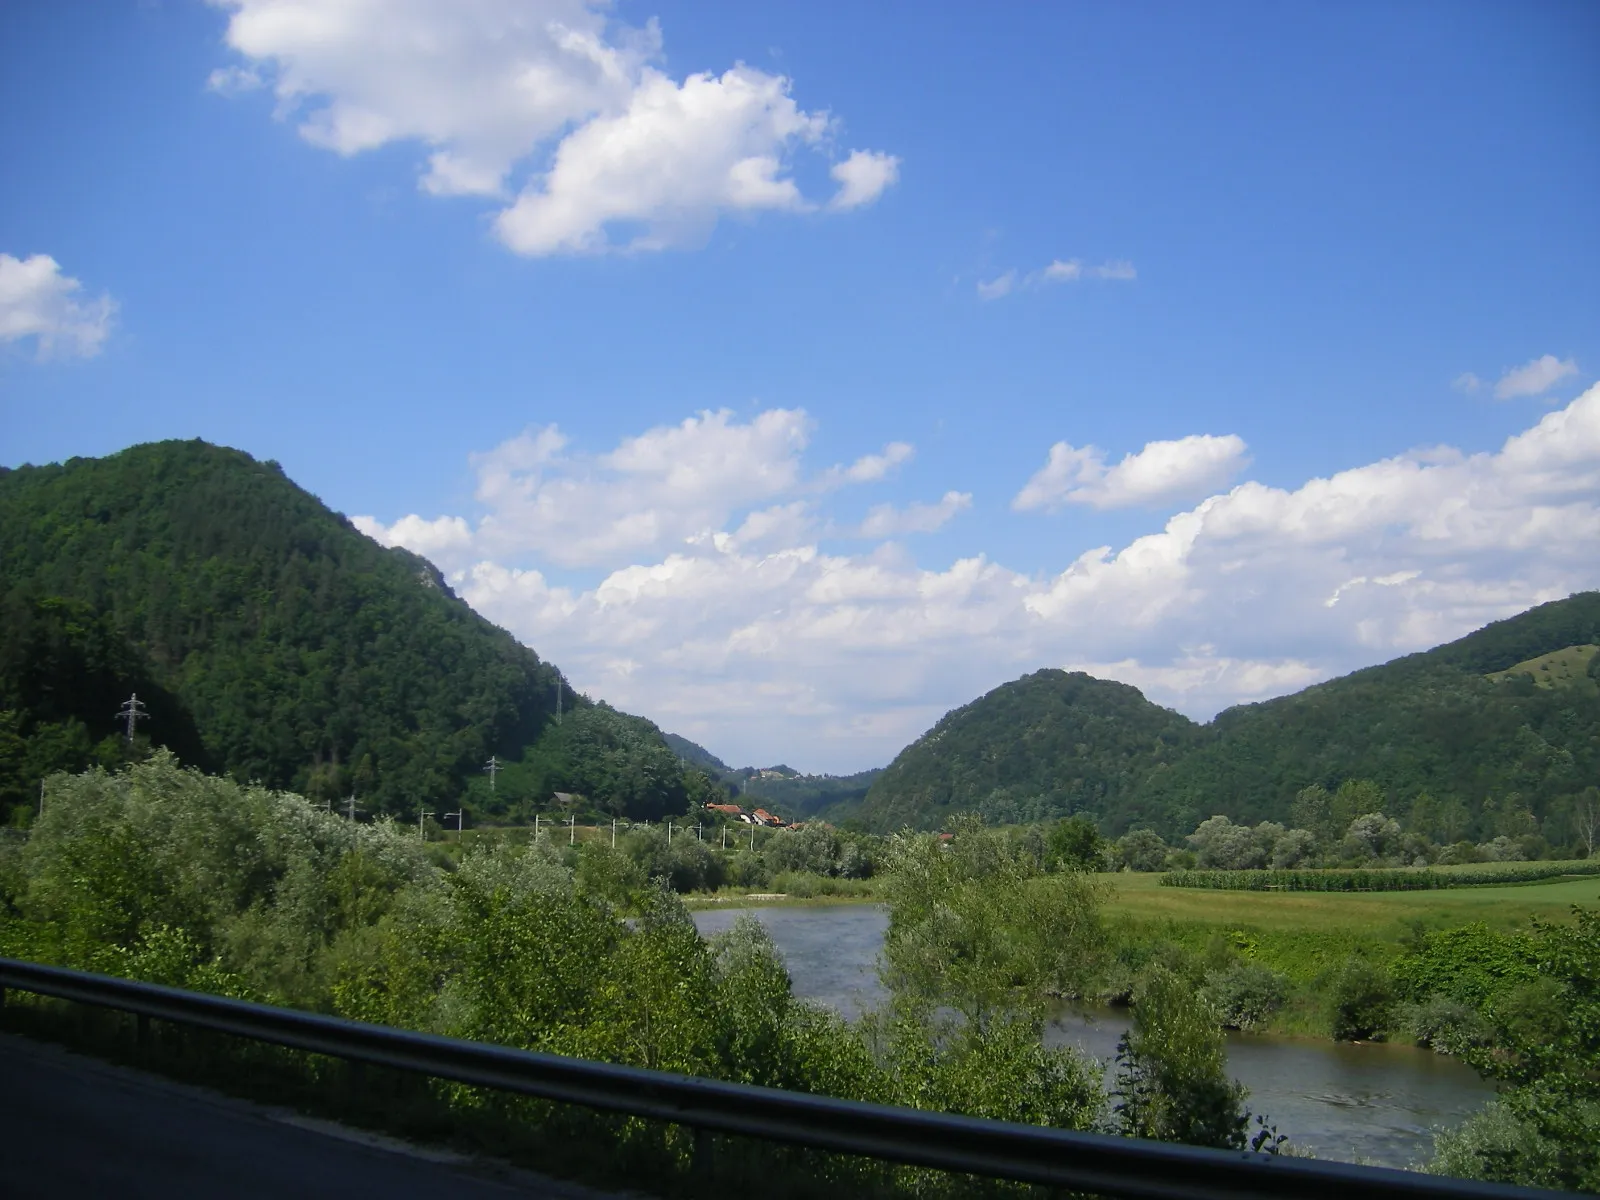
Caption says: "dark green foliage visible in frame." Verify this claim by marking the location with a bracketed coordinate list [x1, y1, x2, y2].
[1202, 962, 1288, 1032]
[859, 670, 1197, 832]
[1046, 813, 1107, 870]
[1163, 860, 1600, 892]
[861, 593, 1600, 836]
[1327, 956, 1395, 1040]
[1427, 908, 1600, 1191]
[0, 441, 696, 821]
[1113, 965, 1251, 1148]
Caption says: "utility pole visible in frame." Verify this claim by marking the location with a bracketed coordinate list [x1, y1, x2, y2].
[419, 808, 434, 840]
[445, 810, 463, 841]
[696, 822, 702, 841]
[611, 818, 617, 849]
[343, 794, 361, 822]
[534, 813, 540, 840]
[484, 756, 501, 791]
[667, 820, 673, 846]
[721, 826, 727, 851]
[555, 680, 563, 724]
[38, 779, 45, 820]
[569, 814, 576, 846]
[116, 693, 149, 743]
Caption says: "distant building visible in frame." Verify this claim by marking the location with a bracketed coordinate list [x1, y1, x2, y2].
[704, 803, 743, 816]
[552, 792, 580, 808]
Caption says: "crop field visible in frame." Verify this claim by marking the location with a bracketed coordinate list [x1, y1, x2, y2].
[1105, 870, 1600, 936]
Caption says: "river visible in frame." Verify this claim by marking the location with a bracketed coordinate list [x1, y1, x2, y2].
[691, 903, 1493, 1168]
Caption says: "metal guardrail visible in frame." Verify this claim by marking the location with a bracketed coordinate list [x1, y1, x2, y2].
[0, 956, 1566, 1200]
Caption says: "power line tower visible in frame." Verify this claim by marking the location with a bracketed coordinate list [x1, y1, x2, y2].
[484, 756, 501, 791]
[342, 793, 362, 822]
[445, 810, 464, 841]
[116, 693, 149, 743]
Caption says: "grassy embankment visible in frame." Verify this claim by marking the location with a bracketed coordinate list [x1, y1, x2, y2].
[1104, 867, 1600, 1036]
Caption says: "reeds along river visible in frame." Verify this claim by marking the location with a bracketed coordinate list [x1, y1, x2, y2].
[690, 904, 1493, 1169]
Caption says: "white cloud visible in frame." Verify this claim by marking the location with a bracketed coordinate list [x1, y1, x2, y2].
[0, 253, 117, 360]
[364, 388, 1600, 771]
[979, 257, 1137, 300]
[1090, 260, 1137, 281]
[1494, 354, 1578, 400]
[361, 410, 916, 571]
[1013, 433, 1250, 512]
[1453, 372, 1483, 394]
[816, 442, 914, 489]
[976, 271, 1016, 301]
[856, 491, 972, 539]
[829, 150, 900, 211]
[210, 0, 896, 254]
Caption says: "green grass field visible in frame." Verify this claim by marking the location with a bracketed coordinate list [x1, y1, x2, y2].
[1105, 870, 1600, 936]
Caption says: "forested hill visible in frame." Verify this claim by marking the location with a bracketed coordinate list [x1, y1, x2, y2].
[0, 440, 706, 823]
[858, 592, 1600, 837]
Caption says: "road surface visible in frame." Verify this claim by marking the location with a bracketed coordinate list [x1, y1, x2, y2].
[0, 1032, 633, 1199]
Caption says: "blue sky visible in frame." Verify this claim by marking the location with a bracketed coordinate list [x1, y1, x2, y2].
[3, 1, 1598, 771]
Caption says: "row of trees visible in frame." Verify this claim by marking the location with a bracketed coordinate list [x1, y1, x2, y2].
[1098, 779, 1600, 873]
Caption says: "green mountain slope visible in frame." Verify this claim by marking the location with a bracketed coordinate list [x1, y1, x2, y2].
[859, 671, 1199, 831]
[0, 440, 702, 823]
[860, 593, 1600, 837]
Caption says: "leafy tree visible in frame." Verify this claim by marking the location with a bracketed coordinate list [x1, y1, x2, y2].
[1115, 828, 1168, 871]
[1113, 965, 1250, 1148]
[880, 819, 1105, 1029]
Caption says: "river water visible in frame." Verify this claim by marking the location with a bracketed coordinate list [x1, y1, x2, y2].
[691, 904, 1493, 1168]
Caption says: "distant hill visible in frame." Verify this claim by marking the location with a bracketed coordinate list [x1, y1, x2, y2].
[859, 593, 1600, 838]
[0, 441, 706, 823]
[727, 766, 883, 823]
[662, 732, 731, 774]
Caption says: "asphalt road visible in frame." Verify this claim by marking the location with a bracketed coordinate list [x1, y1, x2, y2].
[0, 1033, 631, 1199]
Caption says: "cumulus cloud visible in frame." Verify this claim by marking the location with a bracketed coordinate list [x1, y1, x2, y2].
[359, 409, 917, 570]
[361, 387, 1600, 770]
[828, 150, 900, 211]
[1013, 434, 1250, 512]
[1494, 354, 1578, 400]
[0, 253, 117, 360]
[209, 0, 896, 254]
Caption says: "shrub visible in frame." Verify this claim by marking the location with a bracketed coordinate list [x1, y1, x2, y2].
[1204, 963, 1288, 1032]
[1328, 956, 1394, 1041]
[1400, 995, 1491, 1056]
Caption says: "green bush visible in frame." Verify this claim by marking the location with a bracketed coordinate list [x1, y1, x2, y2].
[1328, 956, 1395, 1041]
[1203, 962, 1288, 1032]
[1400, 995, 1491, 1056]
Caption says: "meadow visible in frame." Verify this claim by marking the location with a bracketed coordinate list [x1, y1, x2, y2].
[1105, 870, 1600, 936]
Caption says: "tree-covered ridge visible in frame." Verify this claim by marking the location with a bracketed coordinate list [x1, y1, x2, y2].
[861, 593, 1600, 838]
[0, 440, 700, 822]
[858, 670, 1198, 832]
